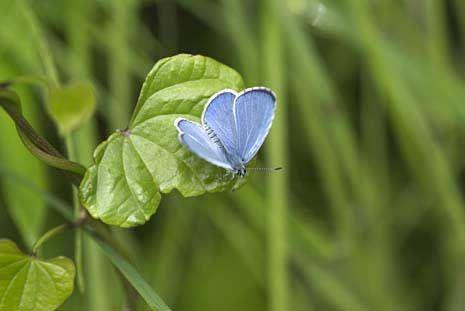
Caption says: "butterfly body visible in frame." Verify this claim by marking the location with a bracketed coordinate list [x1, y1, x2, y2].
[174, 87, 276, 178]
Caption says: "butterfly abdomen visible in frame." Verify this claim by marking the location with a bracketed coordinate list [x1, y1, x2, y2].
[203, 124, 219, 143]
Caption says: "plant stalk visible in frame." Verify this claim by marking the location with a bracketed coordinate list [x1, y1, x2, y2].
[0, 90, 86, 181]
[32, 223, 69, 255]
[65, 135, 85, 293]
[262, 1, 289, 310]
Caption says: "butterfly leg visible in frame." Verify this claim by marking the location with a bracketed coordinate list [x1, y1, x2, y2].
[232, 173, 247, 192]
[231, 177, 240, 192]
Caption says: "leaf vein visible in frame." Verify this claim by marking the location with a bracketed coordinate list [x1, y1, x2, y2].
[0, 260, 29, 307]
[16, 262, 32, 310]
[121, 139, 155, 223]
[131, 133, 207, 192]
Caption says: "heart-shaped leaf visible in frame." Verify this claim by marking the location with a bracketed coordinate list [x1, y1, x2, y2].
[46, 81, 96, 136]
[0, 239, 75, 311]
[79, 54, 245, 227]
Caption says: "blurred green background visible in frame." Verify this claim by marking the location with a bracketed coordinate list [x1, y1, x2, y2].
[2, 0, 465, 310]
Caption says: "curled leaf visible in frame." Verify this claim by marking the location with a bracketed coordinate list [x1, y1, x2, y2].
[0, 89, 85, 183]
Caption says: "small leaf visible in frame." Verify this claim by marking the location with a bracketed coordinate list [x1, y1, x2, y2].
[0, 239, 75, 311]
[79, 54, 245, 227]
[46, 81, 96, 136]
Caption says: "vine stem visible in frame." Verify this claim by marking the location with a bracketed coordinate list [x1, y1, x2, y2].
[32, 224, 69, 255]
[31, 215, 86, 255]
[17, 0, 59, 85]
[65, 135, 85, 293]
[0, 90, 86, 183]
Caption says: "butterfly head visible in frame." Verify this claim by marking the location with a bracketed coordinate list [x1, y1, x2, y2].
[235, 166, 247, 178]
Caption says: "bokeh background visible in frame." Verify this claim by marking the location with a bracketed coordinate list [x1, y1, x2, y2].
[1, 0, 465, 310]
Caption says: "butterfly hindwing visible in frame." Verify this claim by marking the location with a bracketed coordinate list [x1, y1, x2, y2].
[202, 90, 237, 155]
[175, 118, 233, 170]
[234, 88, 276, 163]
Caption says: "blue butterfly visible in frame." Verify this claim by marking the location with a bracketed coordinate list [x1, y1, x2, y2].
[174, 87, 276, 178]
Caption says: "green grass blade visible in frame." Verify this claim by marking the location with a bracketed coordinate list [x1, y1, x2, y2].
[17, 0, 59, 85]
[90, 235, 172, 311]
[261, 0, 289, 310]
[0, 164, 73, 222]
[106, 0, 136, 129]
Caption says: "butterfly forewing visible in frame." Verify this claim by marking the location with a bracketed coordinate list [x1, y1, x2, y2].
[175, 119, 233, 170]
[202, 90, 238, 155]
[234, 88, 276, 163]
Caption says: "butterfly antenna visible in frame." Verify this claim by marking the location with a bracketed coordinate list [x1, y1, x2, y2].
[247, 167, 283, 172]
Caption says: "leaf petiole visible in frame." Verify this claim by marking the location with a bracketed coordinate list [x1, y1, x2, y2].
[31, 224, 69, 255]
[31, 214, 87, 255]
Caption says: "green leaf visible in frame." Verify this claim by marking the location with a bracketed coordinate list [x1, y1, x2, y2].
[79, 54, 245, 227]
[46, 81, 96, 136]
[0, 239, 75, 311]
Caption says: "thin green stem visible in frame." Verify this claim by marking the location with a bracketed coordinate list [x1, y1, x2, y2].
[107, 0, 135, 129]
[17, 0, 59, 85]
[223, 0, 260, 84]
[453, 0, 465, 53]
[65, 135, 85, 293]
[0, 90, 86, 182]
[425, 0, 450, 68]
[11, 75, 50, 88]
[0, 91, 61, 156]
[262, 1, 289, 310]
[17, 131, 84, 185]
[32, 223, 69, 254]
